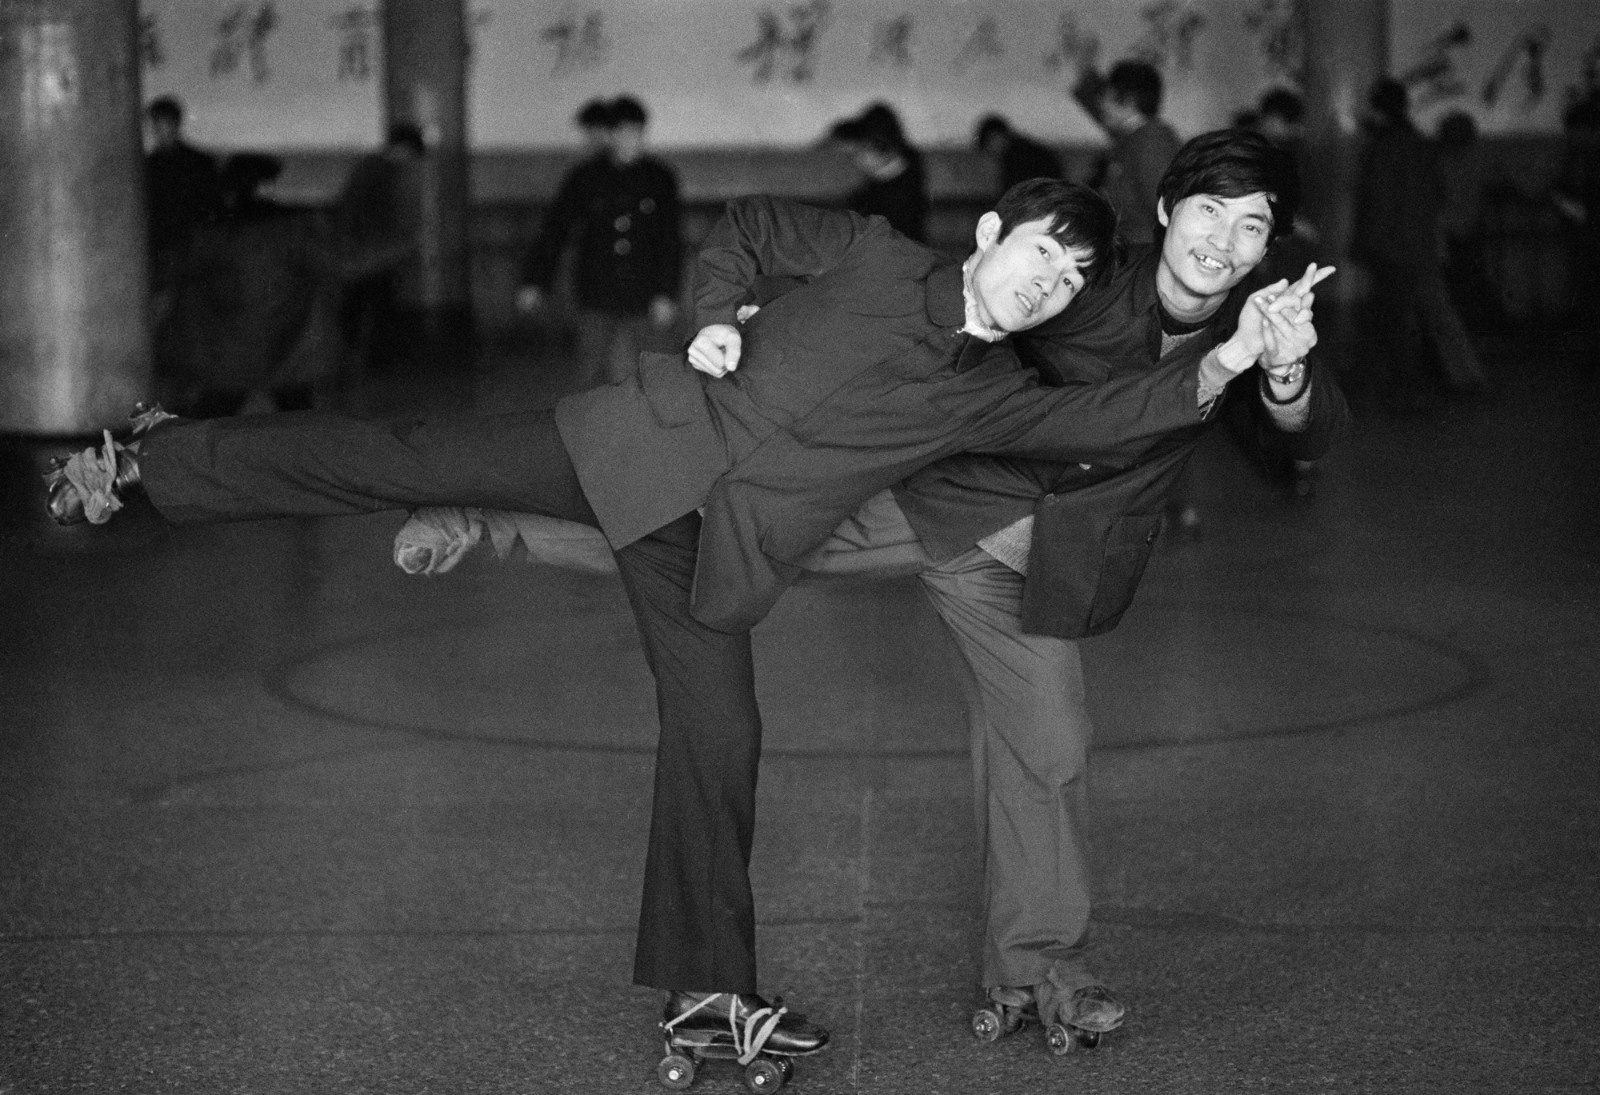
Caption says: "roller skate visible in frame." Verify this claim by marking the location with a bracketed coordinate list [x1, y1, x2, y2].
[656, 991, 829, 1092]
[43, 403, 175, 526]
[971, 979, 1124, 1056]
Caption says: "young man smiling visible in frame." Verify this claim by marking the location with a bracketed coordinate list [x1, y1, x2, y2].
[829, 127, 1349, 1045]
[51, 180, 1253, 1070]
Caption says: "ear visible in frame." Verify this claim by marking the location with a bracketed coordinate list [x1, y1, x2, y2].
[975, 210, 1002, 250]
[1156, 198, 1171, 229]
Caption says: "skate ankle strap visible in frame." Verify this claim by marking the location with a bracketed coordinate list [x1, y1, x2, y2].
[737, 1003, 786, 1066]
[661, 992, 723, 1035]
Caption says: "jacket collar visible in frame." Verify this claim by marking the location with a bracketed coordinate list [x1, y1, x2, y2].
[1123, 243, 1165, 319]
[926, 259, 969, 329]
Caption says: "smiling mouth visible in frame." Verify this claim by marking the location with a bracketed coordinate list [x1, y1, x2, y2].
[1193, 253, 1230, 274]
[1015, 291, 1038, 315]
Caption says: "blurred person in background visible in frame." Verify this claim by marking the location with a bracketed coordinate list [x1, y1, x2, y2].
[331, 121, 427, 377]
[827, 101, 930, 243]
[156, 153, 415, 418]
[144, 96, 223, 308]
[975, 113, 1063, 202]
[1354, 78, 1491, 411]
[1434, 111, 1504, 334]
[1074, 60, 1183, 245]
[517, 95, 684, 391]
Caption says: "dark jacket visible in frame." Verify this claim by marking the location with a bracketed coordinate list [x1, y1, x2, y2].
[520, 155, 683, 314]
[553, 197, 1206, 631]
[894, 243, 1349, 639]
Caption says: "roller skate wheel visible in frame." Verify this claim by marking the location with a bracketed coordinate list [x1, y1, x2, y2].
[1046, 1022, 1075, 1056]
[1077, 1027, 1101, 1050]
[972, 1007, 1005, 1043]
[777, 1056, 794, 1081]
[657, 1053, 696, 1090]
[743, 1056, 785, 1092]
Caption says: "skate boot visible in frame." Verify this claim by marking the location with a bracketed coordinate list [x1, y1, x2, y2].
[971, 979, 1124, 1056]
[656, 991, 828, 1091]
[1036, 979, 1124, 1055]
[43, 404, 175, 526]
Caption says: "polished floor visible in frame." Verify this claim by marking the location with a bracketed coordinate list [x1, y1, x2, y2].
[2, 331, 1597, 1093]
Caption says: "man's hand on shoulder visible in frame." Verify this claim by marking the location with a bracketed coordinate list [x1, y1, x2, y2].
[687, 323, 742, 378]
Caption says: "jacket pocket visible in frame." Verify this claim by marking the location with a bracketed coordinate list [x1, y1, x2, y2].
[1084, 513, 1163, 635]
[636, 351, 708, 428]
[1022, 503, 1163, 638]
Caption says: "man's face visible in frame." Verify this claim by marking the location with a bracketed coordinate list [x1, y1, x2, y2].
[579, 123, 612, 156]
[611, 123, 645, 164]
[1102, 92, 1144, 133]
[967, 213, 1093, 334]
[149, 116, 180, 150]
[1155, 191, 1273, 318]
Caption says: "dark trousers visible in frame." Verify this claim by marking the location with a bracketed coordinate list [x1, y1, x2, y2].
[139, 410, 763, 992]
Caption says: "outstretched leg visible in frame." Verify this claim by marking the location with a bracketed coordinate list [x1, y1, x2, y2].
[56, 407, 598, 528]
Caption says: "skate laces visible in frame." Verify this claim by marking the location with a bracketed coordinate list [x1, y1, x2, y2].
[52, 431, 124, 525]
[128, 402, 177, 437]
[662, 993, 789, 1066]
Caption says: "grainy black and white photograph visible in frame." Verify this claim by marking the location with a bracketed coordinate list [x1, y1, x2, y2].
[2, 1, 1597, 1091]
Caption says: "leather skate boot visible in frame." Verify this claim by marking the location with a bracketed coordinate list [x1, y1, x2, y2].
[973, 978, 1125, 1053]
[1061, 984, 1126, 1034]
[661, 991, 829, 1056]
[44, 404, 174, 526]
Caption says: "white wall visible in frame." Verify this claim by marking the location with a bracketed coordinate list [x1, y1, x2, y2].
[139, 0, 1600, 152]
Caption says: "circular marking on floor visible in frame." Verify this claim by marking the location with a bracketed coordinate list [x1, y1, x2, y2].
[267, 589, 1483, 756]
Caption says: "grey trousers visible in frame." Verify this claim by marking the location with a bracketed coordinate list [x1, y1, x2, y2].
[805, 493, 1098, 991]
[919, 550, 1096, 991]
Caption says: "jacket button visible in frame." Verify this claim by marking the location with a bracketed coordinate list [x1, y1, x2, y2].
[1146, 529, 1158, 544]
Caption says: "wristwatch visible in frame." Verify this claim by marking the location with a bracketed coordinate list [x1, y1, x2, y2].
[1267, 359, 1306, 387]
[1261, 358, 1307, 404]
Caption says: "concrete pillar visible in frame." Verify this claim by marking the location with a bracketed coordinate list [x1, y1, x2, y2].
[382, 0, 471, 328]
[0, 0, 150, 435]
[1301, 0, 1388, 279]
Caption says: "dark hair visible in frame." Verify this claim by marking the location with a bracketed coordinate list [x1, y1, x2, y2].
[854, 102, 911, 153]
[386, 121, 426, 156]
[610, 95, 648, 126]
[993, 178, 1117, 270]
[575, 98, 613, 129]
[974, 113, 1011, 149]
[147, 96, 183, 124]
[1156, 128, 1300, 242]
[1107, 60, 1164, 118]
[1258, 88, 1304, 125]
[1368, 77, 1409, 124]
